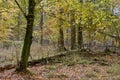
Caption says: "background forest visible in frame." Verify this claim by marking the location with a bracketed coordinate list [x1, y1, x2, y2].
[0, 0, 120, 79]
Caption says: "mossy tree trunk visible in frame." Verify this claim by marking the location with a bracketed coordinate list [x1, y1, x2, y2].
[16, 0, 36, 72]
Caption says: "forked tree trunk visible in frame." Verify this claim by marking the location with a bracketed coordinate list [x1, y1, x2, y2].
[16, 0, 36, 72]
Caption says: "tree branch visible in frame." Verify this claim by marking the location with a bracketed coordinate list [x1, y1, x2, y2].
[97, 30, 120, 40]
[0, 10, 8, 13]
[15, 0, 27, 19]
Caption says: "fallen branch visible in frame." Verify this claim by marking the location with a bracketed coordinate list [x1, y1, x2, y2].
[0, 50, 119, 71]
[0, 50, 74, 71]
[0, 64, 16, 71]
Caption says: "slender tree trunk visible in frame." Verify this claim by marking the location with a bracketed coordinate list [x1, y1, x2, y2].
[16, 0, 36, 72]
[77, 23, 83, 49]
[77, 0, 83, 50]
[58, 18, 64, 51]
[38, 0, 44, 46]
[57, 2, 65, 51]
[39, 9, 44, 46]
[70, 11, 76, 50]
[16, 13, 21, 40]
[66, 28, 70, 50]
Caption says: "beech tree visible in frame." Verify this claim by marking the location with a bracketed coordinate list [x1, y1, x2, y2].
[15, 0, 36, 72]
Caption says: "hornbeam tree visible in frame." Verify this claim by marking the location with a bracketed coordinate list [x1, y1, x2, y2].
[15, 0, 36, 72]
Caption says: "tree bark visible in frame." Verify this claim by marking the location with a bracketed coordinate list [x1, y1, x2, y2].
[77, 0, 83, 49]
[39, 9, 44, 46]
[70, 11, 76, 50]
[58, 18, 64, 51]
[38, 0, 44, 46]
[16, 0, 36, 72]
[77, 24, 83, 49]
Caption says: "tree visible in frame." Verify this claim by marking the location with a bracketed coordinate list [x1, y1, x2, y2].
[39, 8, 44, 46]
[57, 1, 65, 51]
[70, 10, 76, 50]
[15, 0, 36, 72]
[38, 0, 44, 46]
[46, 0, 66, 51]
[58, 17, 64, 51]
[77, 0, 83, 49]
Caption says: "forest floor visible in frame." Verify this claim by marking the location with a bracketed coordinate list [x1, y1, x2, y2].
[0, 51, 120, 80]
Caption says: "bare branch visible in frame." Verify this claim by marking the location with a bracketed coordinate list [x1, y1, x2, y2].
[15, 0, 27, 19]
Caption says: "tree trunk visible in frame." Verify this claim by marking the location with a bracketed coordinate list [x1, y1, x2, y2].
[77, 0, 83, 50]
[16, 13, 21, 40]
[58, 18, 64, 51]
[77, 24, 83, 49]
[16, 0, 36, 72]
[70, 11, 76, 50]
[39, 9, 44, 46]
